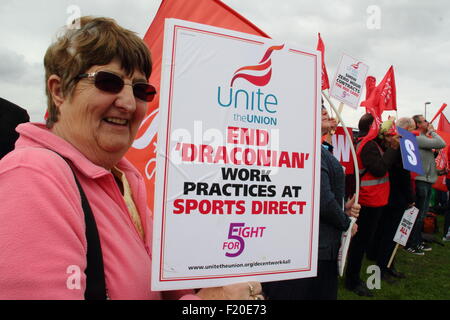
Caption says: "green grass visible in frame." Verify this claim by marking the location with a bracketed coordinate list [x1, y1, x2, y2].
[338, 215, 450, 300]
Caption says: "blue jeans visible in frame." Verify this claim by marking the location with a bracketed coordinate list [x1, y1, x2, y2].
[407, 180, 433, 248]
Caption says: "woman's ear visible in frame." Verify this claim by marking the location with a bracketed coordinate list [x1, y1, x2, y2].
[47, 75, 65, 108]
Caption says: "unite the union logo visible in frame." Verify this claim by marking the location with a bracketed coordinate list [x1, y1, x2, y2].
[217, 44, 285, 126]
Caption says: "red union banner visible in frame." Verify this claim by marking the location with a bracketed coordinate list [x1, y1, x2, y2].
[331, 127, 355, 174]
[125, 0, 270, 215]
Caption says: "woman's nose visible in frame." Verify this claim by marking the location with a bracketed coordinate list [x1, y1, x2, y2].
[115, 84, 136, 112]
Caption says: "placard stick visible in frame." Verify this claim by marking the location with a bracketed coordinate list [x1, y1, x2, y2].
[322, 91, 360, 204]
[387, 243, 400, 268]
[335, 102, 344, 126]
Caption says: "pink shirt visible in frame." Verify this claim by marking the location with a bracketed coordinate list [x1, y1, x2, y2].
[0, 123, 197, 300]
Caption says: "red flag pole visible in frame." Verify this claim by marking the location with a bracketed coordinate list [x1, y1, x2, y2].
[430, 103, 448, 124]
[335, 102, 344, 125]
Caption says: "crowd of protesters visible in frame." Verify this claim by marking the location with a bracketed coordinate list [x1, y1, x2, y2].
[341, 111, 449, 297]
[263, 106, 450, 299]
[263, 104, 450, 300]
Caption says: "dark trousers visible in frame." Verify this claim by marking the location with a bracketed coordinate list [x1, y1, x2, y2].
[263, 260, 338, 300]
[375, 205, 405, 272]
[345, 205, 383, 288]
[443, 179, 450, 238]
[407, 180, 432, 248]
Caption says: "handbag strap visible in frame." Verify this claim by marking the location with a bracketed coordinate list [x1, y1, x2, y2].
[56, 154, 107, 300]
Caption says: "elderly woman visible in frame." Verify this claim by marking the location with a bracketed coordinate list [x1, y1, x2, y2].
[0, 16, 262, 300]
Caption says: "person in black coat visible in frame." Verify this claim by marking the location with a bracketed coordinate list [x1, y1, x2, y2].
[344, 114, 398, 297]
[262, 106, 359, 300]
[0, 97, 30, 159]
[371, 118, 415, 280]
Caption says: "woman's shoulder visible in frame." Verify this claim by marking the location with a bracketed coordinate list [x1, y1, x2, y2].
[0, 146, 73, 178]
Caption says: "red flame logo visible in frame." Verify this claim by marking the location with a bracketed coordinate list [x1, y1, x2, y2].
[351, 62, 362, 69]
[230, 44, 284, 87]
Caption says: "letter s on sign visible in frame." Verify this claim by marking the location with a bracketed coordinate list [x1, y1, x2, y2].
[405, 139, 417, 165]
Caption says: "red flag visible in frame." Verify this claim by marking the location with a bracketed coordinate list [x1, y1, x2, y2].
[365, 76, 376, 100]
[433, 120, 450, 192]
[316, 33, 330, 90]
[361, 65, 397, 116]
[433, 146, 449, 192]
[379, 66, 396, 111]
[125, 0, 269, 213]
[356, 111, 382, 156]
[438, 112, 450, 133]
[430, 103, 448, 124]
[429, 112, 450, 192]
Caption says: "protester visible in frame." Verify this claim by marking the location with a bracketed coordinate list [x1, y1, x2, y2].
[263, 106, 359, 300]
[0, 97, 29, 159]
[369, 118, 415, 282]
[444, 146, 450, 241]
[405, 115, 446, 254]
[344, 113, 398, 297]
[0, 16, 264, 300]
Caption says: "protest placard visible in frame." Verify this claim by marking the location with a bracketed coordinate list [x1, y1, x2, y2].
[398, 127, 424, 175]
[337, 217, 356, 276]
[151, 19, 321, 290]
[393, 206, 419, 246]
[329, 54, 369, 109]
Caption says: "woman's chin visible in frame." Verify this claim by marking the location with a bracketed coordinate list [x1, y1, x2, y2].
[98, 140, 130, 156]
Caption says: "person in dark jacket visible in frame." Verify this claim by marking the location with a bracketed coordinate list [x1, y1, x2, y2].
[344, 113, 399, 297]
[263, 106, 359, 300]
[370, 118, 416, 281]
[0, 97, 30, 159]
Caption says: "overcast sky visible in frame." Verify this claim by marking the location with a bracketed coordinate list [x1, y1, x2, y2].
[0, 0, 449, 127]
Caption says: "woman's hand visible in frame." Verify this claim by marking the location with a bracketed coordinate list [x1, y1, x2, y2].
[196, 281, 264, 300]
[345, 194, 360, 218]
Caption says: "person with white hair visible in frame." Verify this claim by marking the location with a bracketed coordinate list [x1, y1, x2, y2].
[405, 114, 446, 254]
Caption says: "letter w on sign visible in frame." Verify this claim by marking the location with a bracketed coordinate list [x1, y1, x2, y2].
[331, 126, 354, 174]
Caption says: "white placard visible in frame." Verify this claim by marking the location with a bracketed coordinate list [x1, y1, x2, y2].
[329, 53, 369, 109]
[152, 19, 321, 290]
[338, 217, 356, 277]
[393, 206, 419, 246]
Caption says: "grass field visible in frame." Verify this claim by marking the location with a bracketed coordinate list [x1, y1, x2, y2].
[338, 215, 450, 300]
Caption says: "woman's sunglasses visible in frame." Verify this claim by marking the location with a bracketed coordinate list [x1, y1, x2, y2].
[76, 71, 156, 102]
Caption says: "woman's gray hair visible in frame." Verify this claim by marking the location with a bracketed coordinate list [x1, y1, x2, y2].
[397, 117, 415, 130]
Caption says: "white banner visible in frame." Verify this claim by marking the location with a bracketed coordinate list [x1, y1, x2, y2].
[393, 206, 419, 246]
[337, 217, 356, 277]
[152, 19, 321, 290]
[329, 53, 369, 109]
